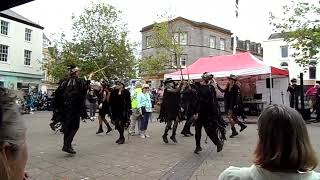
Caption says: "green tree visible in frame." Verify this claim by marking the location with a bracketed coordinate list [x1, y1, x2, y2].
[48, 2, 136, 81]
[139, 17, 184, 77]
[270, 0, 320, 67]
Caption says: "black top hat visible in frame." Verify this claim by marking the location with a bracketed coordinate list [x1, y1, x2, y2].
[291, 78, 297, 83]
[227, 74, 238, 81]
[163, 78, 174, 84]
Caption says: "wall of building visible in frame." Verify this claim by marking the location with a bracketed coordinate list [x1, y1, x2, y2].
[141, 20, 232, 70]
[0, 16, 43, 90]
[263, 38, 319, 85]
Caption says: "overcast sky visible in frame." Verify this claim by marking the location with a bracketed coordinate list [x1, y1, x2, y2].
[12, 0, 287, 46]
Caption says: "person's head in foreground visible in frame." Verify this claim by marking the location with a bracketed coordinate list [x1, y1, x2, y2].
[219, 104, 319, 180]
[0, 88, 28, 180]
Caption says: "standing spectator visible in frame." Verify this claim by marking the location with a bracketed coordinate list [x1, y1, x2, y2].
[137, 84, 153, 138]
[219, 105, 319, 180]
[87, 89, 98, 121]
[287, 78, 300, 109]
[129, 81, 143, 135]
[0, 88, 29, 180]
[306, 83, 319, 112]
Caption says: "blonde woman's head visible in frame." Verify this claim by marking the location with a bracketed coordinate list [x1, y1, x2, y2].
[0, 88, 28, 180]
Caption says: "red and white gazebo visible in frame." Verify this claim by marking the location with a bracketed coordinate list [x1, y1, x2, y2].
[165, 52, 290, 106]
[165, 52, 288, 80]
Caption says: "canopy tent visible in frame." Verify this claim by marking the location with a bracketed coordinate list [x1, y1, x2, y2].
[164, 52, 288, 80]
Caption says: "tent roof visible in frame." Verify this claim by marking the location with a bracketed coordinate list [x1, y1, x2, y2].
[165, 52, 288, 80]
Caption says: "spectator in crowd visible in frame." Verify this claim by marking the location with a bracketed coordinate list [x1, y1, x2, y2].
[129, 81, 142, 135]
[219, 104, 319, 180]
[0, 88, 29, 180]
[137, 84, 153, 138]
[87, 88, 98, 121]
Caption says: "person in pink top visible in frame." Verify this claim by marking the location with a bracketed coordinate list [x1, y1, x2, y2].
[306, 83, 319, 112]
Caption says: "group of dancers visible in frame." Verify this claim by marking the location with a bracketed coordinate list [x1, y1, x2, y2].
[50, 65, 247, 154]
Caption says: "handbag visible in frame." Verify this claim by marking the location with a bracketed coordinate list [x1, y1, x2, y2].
[141, 106, 146, 115]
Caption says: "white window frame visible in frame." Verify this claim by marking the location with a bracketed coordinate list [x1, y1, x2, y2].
[220, 38, 226, 50]
[0, 20, 9, 35]
[209, 36, 216, 48]
[24, 50, 32, 66]
[179, 32, 187, 45]
[25, 28, 32, 42]
[0, 44, 9, 62]
[280, 45, 289, 58]
[180, 54, 187, 68]
[146, 35, 152, 48]
[172, 32, 188, 45]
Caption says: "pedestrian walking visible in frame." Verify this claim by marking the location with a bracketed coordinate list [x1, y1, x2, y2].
[129, 81, 143, 135]
[137, 84, 153, 138]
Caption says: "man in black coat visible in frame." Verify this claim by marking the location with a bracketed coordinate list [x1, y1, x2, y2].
[194, 73, 224, 154]
[109, 80, 131, 144]
[180, 81, 198, 137]
[54, 66, 90, 154]
[287, 78, 300, 109]
[159, 78, 181, 143]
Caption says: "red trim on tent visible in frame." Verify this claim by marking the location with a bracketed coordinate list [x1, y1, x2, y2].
[271, 67, 289, 76]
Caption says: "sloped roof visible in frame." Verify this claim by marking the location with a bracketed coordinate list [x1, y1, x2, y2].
[141, 16, 232, 35]
[268, 32, 287, 40]
[0, 0, 34, 11]
[0, 9, 43, 29]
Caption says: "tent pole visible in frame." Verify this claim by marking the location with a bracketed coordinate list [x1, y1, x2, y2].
[269, 73, 272, 105]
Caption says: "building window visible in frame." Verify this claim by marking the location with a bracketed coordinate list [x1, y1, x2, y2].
[0, 81, 3, 88]
[281, 45, 288, 58]
[180, 54, 187, 67]
[246, 42, 250, 50]
[1, 20, 9, 35]
[309, 66, 316, 79]
[257, 46, 261, 54]
[146, 36, 151, 48]
[24, 50, 31, 66]
[220, 38, 226, 50]
[209, 36, 216, 48]
[25, 28, 32, 41]
[173, 32, 188, 45]
[0, 44, 9, 62]
[280, 62, 288, 67]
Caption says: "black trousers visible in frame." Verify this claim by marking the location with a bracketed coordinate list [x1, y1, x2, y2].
[164, 118, 179, 136]
[195, 121, 220, 148]
[115, 120, 125, 138]
[63, 114, 80, 148]
[181, 116, 194, 133]
[290, 95, 299, 109]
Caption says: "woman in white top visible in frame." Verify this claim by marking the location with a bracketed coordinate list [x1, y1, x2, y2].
[219, 104, 319, 180]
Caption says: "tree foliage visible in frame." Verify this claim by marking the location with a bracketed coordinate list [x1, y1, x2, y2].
[270, 0, 320, 67]
[48, 2, 136, 82]
[139, 17, 184, 76]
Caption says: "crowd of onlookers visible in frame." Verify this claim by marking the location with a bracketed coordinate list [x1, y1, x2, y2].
[19, 91, 54, 114]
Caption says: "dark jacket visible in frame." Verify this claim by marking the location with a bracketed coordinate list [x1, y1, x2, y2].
[109, 88, 131, 121]
[160, 87, 180, 122]
[218, 84, 241, 112]
[196, 84, 219, 121]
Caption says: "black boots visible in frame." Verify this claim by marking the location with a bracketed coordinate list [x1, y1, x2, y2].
[194, 146, 202, 154]
[216, 142, 223, 152]
[62, 145, 76, 154]
[162, 134, 169, 143]
[96, 125, 103, 134]
[238, 122, 247, 132]
[106, 123, 112, 134]
[230, 127, 239, 138]
[116, 137, 125, 144]
[170, 135, 178, 143]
